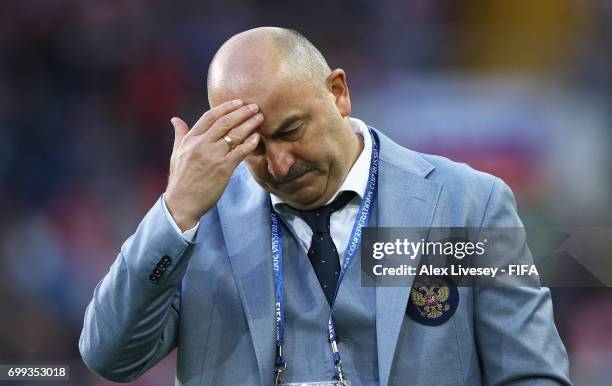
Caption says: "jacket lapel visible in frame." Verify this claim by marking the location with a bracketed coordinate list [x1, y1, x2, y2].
[217, 166, 275, 386]
[373, 130, 442, 386]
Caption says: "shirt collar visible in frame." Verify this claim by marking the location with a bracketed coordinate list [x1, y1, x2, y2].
[270, 117, 372, 211]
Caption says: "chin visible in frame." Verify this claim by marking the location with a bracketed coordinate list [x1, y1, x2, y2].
[278, 186, 327, 210]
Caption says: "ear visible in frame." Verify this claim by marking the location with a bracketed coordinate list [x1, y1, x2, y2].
[326, 69, 351, 117]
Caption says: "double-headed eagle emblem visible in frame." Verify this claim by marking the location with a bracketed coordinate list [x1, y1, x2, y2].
[410, 278, 451, 319]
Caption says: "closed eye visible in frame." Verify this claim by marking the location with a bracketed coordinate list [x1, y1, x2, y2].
[279, 124, 303, 140]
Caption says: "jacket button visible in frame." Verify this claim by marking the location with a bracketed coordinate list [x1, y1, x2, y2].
[161, 256, 172, 266]
[149, 274, 159, 283]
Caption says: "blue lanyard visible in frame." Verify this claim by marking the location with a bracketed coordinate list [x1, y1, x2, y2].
[271, 128, 379, 385]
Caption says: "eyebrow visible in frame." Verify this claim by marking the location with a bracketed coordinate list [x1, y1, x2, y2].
[270, 113, 308, 137]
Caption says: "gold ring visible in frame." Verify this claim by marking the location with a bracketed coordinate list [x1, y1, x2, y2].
[223, 135, 235, 149]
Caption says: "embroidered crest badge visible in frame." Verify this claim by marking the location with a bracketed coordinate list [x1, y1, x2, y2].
[406, 276, 458, 326]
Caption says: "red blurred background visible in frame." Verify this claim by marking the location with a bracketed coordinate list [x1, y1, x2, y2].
[1, 1, 610, 385]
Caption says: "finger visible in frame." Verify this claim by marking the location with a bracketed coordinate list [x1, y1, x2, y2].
[189, 99, 244, 136]
[170, 117, 189, 151]
[226, 132, 261, 166]
[205, 103, 260, 142]
[223, 112, 263, 145]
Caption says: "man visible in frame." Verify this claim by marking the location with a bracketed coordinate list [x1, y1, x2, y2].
[80, 27, 571, 385]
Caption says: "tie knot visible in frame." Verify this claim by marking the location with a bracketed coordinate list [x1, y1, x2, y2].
[297, 191, 355, 234]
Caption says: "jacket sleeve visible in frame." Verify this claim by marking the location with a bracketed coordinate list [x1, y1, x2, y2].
[79, 196, 196, 382]
[474, 178, 572, 385]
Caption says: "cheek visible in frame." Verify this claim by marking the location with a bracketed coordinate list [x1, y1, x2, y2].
[316, 134, 342, 166]
[299, 127, 335, 166]
[293, 144, 327, 170]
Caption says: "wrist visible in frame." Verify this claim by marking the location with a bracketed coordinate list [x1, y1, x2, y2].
[164, 193, 199, 232]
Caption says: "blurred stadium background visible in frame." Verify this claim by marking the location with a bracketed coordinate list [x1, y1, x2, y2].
[0, 0, 610, 385]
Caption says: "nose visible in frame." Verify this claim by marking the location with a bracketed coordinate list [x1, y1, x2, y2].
[265, 142, 295, 181]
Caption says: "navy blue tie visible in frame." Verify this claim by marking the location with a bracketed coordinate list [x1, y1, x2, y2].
[297, 191, 355, 306]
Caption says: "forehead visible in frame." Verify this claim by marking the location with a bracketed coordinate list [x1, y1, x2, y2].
[210, 71, 321, 134]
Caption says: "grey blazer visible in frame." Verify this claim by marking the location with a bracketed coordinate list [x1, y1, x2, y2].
[80, 129, 571, 385]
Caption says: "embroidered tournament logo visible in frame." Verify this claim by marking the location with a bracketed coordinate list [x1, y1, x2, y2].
[406, 276, 458, 326]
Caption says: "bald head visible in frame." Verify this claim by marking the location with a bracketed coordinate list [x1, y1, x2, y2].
[207, 27, 331, 106]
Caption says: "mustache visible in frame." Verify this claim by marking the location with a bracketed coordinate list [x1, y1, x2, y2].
[272, 163, 314, 184]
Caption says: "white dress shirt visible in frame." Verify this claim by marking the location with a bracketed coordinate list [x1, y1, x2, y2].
[162, 117, 373, 264]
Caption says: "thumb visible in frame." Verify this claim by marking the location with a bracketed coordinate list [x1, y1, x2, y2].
[170, 117, 189, 150]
